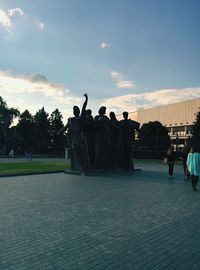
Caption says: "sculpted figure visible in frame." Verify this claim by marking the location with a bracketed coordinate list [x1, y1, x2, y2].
[119, 111, 140, 170]
[93, 106, 111, 170]
[85, 109, 95, 168]
[58, 94, 89, 173]
[109, 112, 121, 171]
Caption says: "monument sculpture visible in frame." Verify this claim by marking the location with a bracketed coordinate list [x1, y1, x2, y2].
[61, 95, 140, 175]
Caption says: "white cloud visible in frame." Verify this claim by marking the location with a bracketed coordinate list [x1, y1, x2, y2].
[100, 42, 111, 48]
[110, 71, 122, 79]
[0, 70, 80, 108]
[7, 8, 25, 17]
[0, 7, 25, 34]
[0, 10, 12, 32]
[110, 70, 136, 89]
[116, 80, 135, 89]
[0, 7, 44, 35]
[36, 21, 44, 30]
[103, 87, 200, 115]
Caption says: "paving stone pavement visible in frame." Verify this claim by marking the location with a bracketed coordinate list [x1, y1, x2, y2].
[0, 162, 199, 270]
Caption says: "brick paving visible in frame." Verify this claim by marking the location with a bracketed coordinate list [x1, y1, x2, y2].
[0, 163, 199, 270]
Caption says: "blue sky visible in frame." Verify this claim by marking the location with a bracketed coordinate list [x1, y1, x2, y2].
[0, 0, 200, 122]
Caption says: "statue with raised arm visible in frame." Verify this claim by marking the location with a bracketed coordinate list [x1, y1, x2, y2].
[58, 94, 90, 174]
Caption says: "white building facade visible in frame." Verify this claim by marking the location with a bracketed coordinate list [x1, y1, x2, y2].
[117, 98, 200, 146]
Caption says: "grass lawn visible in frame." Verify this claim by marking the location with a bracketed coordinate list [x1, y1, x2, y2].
[0, 159, 182, 176]
[0, 161, 70, 175]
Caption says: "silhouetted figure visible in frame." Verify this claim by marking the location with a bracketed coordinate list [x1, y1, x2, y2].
[165, 146, 176, 180]
[93, 106, 111, 170]
[182, 145, 190, 180]
[25, 147, 32, 162]
[86, 109, 93, 120]
[119, 111, 140, 170]
[79, 95, 94, 169]
[109, 111, 121, 170]
[67, 106, 84, 171]
[58, 94, 89, 173]
[85, 109, 95, 168]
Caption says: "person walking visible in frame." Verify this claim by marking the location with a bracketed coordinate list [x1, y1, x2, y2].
[9, 149, 15, 159]
[165, 146, 176, 179]
[181, 145, 190, 181]
[187, 145, 200, 191]
[25, 147, 32, 162]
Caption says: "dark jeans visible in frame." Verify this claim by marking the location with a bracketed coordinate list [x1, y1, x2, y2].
[191, 175, 199, 190]
[168, 162, 174, 176]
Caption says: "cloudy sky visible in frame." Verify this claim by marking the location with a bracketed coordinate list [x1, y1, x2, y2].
[0, 0, 200, 122]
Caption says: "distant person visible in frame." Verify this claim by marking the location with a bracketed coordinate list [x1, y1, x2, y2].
[165, 146, 176, 179]
[9, 149, 15, 159]
[187, 145, 200, 191]
[181, 145, 190, 180]
[25, 147, 32, 162]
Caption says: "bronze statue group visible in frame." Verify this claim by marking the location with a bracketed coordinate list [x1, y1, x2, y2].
[61, 94, 140, 175]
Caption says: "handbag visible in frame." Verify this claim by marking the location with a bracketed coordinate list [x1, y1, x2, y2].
[163, 157, 168, 164]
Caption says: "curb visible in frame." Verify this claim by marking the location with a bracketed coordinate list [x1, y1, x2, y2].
[0, 170, 64, 178]
[64, 168, 142, 177]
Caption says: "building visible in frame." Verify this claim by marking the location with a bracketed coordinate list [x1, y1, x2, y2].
[117, 98, 200, 146]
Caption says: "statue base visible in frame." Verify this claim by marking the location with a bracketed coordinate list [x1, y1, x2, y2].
[64, 168, 141, 176]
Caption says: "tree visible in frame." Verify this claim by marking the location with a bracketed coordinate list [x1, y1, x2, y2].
[192, 111, 200, 148]
[0, 96, 20, 154]
[49, 109, 66, 154]
[138, 121, 171, 154]
[15, 110, 35, 152]
[34, 107, 50, 154]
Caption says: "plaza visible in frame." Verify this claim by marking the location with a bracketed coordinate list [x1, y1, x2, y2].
[0, 162, 200, 270]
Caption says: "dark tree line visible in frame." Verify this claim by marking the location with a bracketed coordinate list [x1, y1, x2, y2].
[192, 111, 200, 149]
[0, 96, 66, 155]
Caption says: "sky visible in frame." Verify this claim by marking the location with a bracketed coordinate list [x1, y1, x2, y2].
[0, 0, 200, 122]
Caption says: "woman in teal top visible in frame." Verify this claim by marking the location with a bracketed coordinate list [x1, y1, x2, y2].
[187, 145, 200, 191]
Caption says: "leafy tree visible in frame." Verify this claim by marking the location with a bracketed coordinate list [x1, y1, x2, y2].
[15, 110, 35, 152]
[0, 96, 19, 154]
[34, 107, 50, 154]
[138, 121, 171, 154]
[192, 111, 200, 149]
[49, 109, 66, 154]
